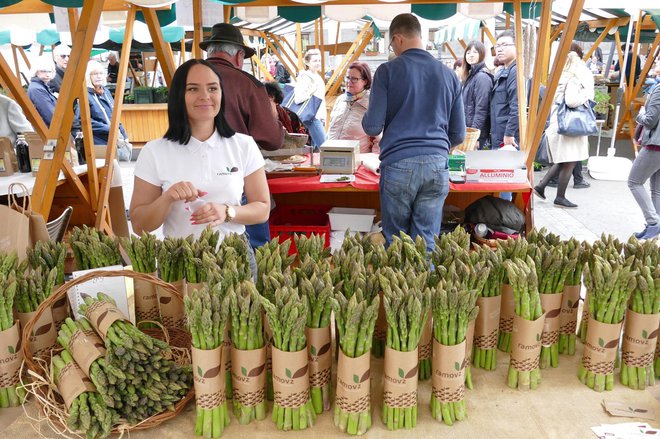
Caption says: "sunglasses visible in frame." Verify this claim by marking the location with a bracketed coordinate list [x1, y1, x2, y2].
[59, 54, 70, 59]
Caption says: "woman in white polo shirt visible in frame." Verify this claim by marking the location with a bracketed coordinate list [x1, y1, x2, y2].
[129, 59, 270, 243]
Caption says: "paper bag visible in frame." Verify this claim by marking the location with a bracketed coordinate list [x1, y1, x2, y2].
[8, 183, 50, 248]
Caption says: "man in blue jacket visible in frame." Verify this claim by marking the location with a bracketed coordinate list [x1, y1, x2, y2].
[362, 13, 465, 253]
[490, 30, 519, 149]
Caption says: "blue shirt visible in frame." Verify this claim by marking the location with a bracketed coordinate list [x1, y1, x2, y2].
[362, 48, 465, 167]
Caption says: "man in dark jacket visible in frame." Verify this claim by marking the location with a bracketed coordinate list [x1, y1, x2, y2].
[50, 44, 70, 94]
[490, 30, 519, 149]
[202, 23, 285, 249]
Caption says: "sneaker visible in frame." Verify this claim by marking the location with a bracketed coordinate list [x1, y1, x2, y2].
[554, 197, 578, 208]
[638, 223, 660, 240]
[547, 181, 558, 188]
[634, 225, 649, 239]
[533, 186, 546, 200]
[573, 181, 591, 189]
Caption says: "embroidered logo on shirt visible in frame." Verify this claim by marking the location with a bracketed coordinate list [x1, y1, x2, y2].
[215, 166, 239, 176]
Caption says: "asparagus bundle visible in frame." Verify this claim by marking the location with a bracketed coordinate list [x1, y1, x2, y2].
[119, 233, 160, 323]
[332, 245, 367, 299]
[226, 281, 267, 424]
[69, 226, 122, 270]
[261, 285, 316, 430]
[559, 238, 587, 355]
[504, 257, 544, 390]
[579, 255, 636, 392]
[332, 289, 380, 435]
[198, 227, 221, 250]
[79, 293, 193, 424]
[256, 237, 295, 292]
[497, 237, 531, 353]
[471, 245, 505, 371]
[380, 267, 430, 430]
[385, 232, 428, 274]
[294, 233, 331, 261]
[185, 284, 230, 438]
[216, 233, 251, 277]
[430, 283, 478, 425]
[533, 245, 575, 369]
[620, 264, 660, 390]
[298, 269, 334, 414]
[0, 272, 24, 408]
[156, 237, 187, 327]
[27, 241, 66, 286]
[16, 267, 58, 355]
[57, 317, 126, 409]
[184, 237, 218, 286]
[52, 351, 117, 439]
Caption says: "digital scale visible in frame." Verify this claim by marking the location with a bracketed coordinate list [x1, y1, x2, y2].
[320, 139, 359, 174]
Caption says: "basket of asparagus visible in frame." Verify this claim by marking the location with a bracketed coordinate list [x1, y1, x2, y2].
[21, 270, 194, 437]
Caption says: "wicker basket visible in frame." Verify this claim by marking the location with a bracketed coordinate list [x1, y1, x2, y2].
[453, 127, 481, 152]
[21, 269, 193, 434]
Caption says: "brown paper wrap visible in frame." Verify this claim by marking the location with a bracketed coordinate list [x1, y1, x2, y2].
[134, 273, 160, 322]
[264, 317, 273, 376]
[157, 280, 185, 327]
[383, 347, 418, 408]
[51, 285, 69, 329]
[230, 346, 266, 408]
[336, 351, 371, 414]
[540, 293, 563, 346]
[418, 311, 432, 360]
[560, 285, 581, 335]
[622, 310, 660, 368]
[465, 319, 475, 361]
[305, 326, 331, 388]
[84, 300, 127, 338]
[499, 284, 514, 334]
[656, 321, 660, 361]
[69, 329, 106, 376]
[223, 323, 232, 377]
[18, 308, 57, 355]
[582, 319, 623, 375]
[511, 314, 545, 372]
[475, 296, 501, 349]
[0, 323, 23, 388]
[432, 339, 466, 403]
[192, 346, 225, 410]
[581, 295, 590, 334]
[374, 291, 386, 342]
[186, 282, 204, 298]
[57, 361, 96, 409]
[271, 346, 310, 408]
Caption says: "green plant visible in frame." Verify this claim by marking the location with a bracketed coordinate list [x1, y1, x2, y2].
[123, 93, 134, 104]
[594, 89, 613, 115]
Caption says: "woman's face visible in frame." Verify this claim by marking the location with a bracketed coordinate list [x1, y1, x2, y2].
[306, 54, 322, 74]
[90, 69, 106, 88]
[345, 68, 366, 95]
[185, 64, 222, 125]
[465, 47, 480, 66]
[36, 69, 54, 83]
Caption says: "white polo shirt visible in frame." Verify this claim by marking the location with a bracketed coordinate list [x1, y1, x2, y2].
[134, 131, 265, 240]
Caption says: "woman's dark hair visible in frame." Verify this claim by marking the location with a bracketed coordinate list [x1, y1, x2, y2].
[164, 59, 235, 145]
[453, 59, 463, 70]
[463, 41, 486, 66]
[570, 42, 584, 59]
[347, 61, 372, 90]
[264, 81, 284, 104]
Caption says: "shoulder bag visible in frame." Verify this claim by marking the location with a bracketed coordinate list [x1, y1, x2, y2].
[282, 83, 322, 124]
[556, 76, 598, 137]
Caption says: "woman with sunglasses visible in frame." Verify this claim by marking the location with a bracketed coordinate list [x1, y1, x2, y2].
[327, 61, 380, 153]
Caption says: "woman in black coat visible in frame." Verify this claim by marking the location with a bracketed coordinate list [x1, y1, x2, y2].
[460, 41, 493, 149]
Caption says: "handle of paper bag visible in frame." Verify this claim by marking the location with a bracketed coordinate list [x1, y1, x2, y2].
[8, 182, 31, 214]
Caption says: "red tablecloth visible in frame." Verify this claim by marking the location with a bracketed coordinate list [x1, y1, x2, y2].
[267, 165, 379, 194]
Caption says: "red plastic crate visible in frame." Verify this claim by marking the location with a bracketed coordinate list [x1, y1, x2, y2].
[269, 205, 331, 255]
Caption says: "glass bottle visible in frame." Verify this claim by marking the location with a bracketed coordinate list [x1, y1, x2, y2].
[15, 134, 31, 173]
[75, 131, 86, 165]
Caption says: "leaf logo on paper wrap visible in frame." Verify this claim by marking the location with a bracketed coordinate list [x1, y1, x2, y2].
[240, 363, 266, 378]
[197, 365, 222, 379]
[350, 369, 370, 385]
[597, 337, 618, 349]
[309, 342, 331, 358]
[7, 337, 21, 355]
[397, 365, 418, 379]
[284, 365, 308, 380]
[159, 295, 172, 305]
[32, 323, 53, 337]
[545, 308, 561, 319]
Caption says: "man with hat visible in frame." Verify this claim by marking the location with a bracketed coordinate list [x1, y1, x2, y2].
[51, 44, 71, 94]
[202, 23, 285, 249]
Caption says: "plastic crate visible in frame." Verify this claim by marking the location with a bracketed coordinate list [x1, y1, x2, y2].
[134, 88, 154, 104]
[269, 205, 331, 255]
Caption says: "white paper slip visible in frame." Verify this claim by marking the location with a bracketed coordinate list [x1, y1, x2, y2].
[68, 265, 135, 323]
[320, 174, 355, 183]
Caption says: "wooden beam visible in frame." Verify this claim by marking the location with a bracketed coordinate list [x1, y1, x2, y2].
[31, 1, 104, 220]
[335, 22, 341, 57]
[583, 19, 618, 61]
[326, 22, 373, 96]
[0, 0, 168, 13]
[192, 0, 203, 59]
[585, 17, 629, 30]
[458, 39, 467, 50]
[95, 7, 137, 232]
[628, 34, 660, 107]
[444, 43, 458, 60]
[141, 7, 176, 86]
[0, 53, 49, 141]
[296, 24, 304, 70]
[525, 0, 552, 152]
[314, 19, 320, 54]
[17, 47, 31, 71]
[549, 23, 564, 43]
[261, 32, 296, 79]
[223, 5, 231, 24]
[526, 0, 585, 172]
[514, 0, 527, 152]
[251, 55, 274, 82]
[78, 79, 99, 210]
[482, 23, 497, 46]
[614, 30, 625, 75]
[617, 11, 644, 137]
[320, 16, 325, 80]
[506, 12, 511, 29]
[67, 6, 79, 31]
[11, 46, 20, 82]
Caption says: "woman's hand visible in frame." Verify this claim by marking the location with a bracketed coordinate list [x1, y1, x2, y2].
[190, 203, 227, 226]
[163, 181, 207, 203]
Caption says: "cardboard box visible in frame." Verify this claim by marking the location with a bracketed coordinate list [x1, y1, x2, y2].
[465, 168, 527, 183]
[464, 150, 527, 184]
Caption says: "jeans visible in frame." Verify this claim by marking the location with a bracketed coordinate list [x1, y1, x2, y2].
[304, 118, 326, 150]
[379, 154, 449, 254]
[627, 147, 660, 225]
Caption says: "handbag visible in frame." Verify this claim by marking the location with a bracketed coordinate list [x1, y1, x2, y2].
[534, 133, 551, 166]
[556, 77, 598, 136]
[282, 84, 322, 124]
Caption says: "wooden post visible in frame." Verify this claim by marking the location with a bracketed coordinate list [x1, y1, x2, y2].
[326, 23, 373, 97]
[296, 23, 304, 70]
[335, 22, 341, 56]
[17, 47, 31, 71]
[31, 1, 104, 220]
[261, 32, 296, 79]
[506, 12, 511, 29]
[458, 39, 467, 50]
[141, 7, 176, 86]
[78, 79, 99, 211]
[11, 46, 20, 80]
[314, 18, 320, 51]
[252, 54, 274, 82]
[583, 19, 622, 61]
[193, 0, 203, 59]
[95, 7, 137, 232]
[179, 38, 186, 65]
[525, 0, 585, 171]
[223, 5, 231, 24]
[513, 0, 527, 151]
[614, 31, 625, 74]
[482, 23, 497, 46]
[444, 43, 458, 60]
[549, 23, 564, 43]
[616, 11, 644, 138]
[320, 15, 325, 78]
